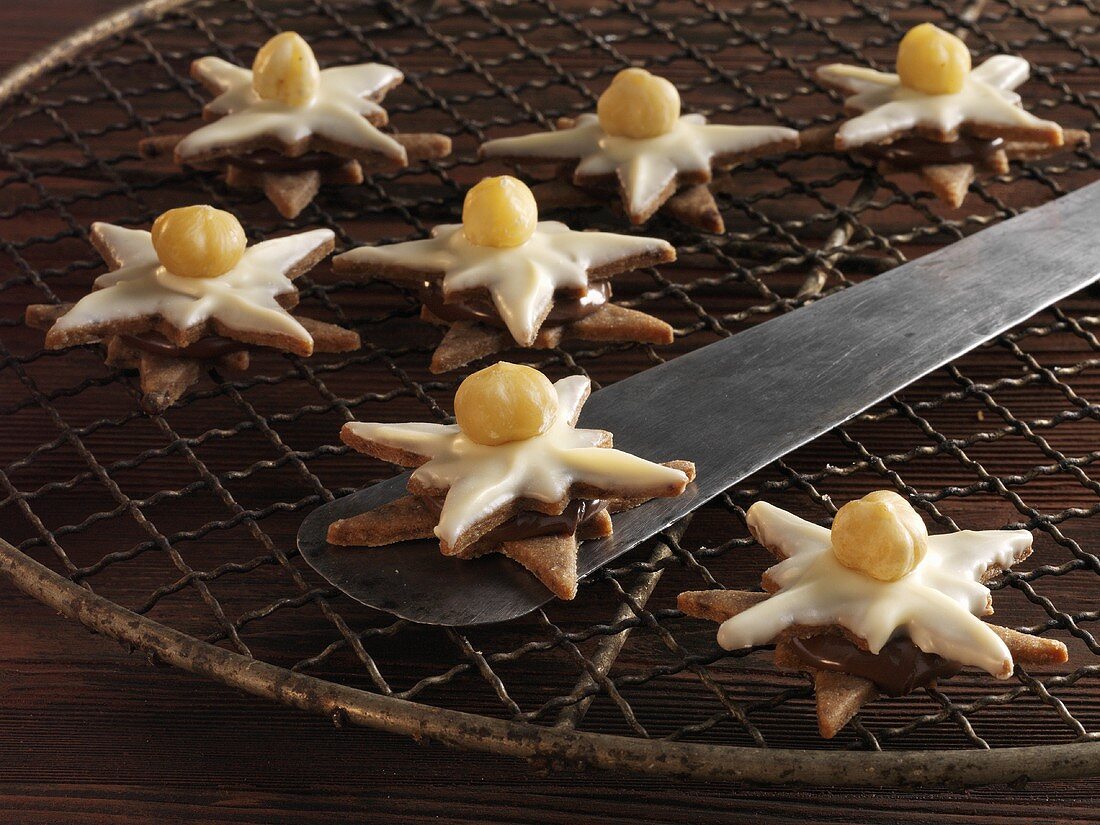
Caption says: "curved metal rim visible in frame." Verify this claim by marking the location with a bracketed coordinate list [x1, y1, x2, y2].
[0, 0, 192, 107]
[3, 539, 1098, 787]
[1, 0, 1098, 787]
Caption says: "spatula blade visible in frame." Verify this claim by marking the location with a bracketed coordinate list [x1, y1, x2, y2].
[299, 180, 1100, 625]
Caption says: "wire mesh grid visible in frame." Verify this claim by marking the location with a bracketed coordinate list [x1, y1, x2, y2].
[1, 0, 1100, 777]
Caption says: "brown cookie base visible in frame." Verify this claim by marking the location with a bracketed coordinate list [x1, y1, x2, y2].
[530, 178, 725, 234]
[26, 302, 359, 413]
[140, 130, 451, 218]
[226, 162, 363, 220]
[328, 460, 695, 599]
[800, 123, 1089, 208]
[422, 301, 674, 374]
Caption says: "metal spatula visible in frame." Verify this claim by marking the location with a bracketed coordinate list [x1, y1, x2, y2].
[299, 180, 1100, 626]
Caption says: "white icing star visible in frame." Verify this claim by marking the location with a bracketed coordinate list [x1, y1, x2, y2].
[333, 221, 673, 346]
[480, 113, 798, 217]
[717, 502, 1034, 678]
[342, 375, 690, 549]
[176, 57, 407, 163]
[818, 55, 1063, 149]
[52, 223, 334, 353]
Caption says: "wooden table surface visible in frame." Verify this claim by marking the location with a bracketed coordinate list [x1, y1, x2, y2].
[2, 2, 1099, 823]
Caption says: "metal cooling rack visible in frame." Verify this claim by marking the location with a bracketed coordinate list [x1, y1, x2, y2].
[1, 0, 1099, 787]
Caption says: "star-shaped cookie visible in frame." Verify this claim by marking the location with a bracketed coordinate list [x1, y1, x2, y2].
[334, 177, 676, 373]
[818, 55, 1063, 149]
[482, 112, 798, 232]
[328, 368, 695, 599]
[479, 68, 798, 232]
[176, 57, 409, 165]
[26, 207, 359, 412]
[679, 496, 1068, 738]
[139, 32, 451, 218]
[811, 26, 1086, 207]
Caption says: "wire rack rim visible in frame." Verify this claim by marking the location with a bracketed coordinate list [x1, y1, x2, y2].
[3, 537, 1098, 788]
[4, 0, 1100, 788]
[0, 0, 191, 107]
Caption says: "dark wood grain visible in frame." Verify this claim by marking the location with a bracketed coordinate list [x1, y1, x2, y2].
[3, 2, 1100, 824]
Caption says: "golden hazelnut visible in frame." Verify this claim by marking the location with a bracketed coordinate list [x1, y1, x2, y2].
[151, 205, 247, 280]
[830, 490, 929, 581]
[461, 176, 538, 248]
[454, 362, 558, 446]
[896, 23, 971, 95]
[597, 67, 681, 139]
[252, 31, 321, 106]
